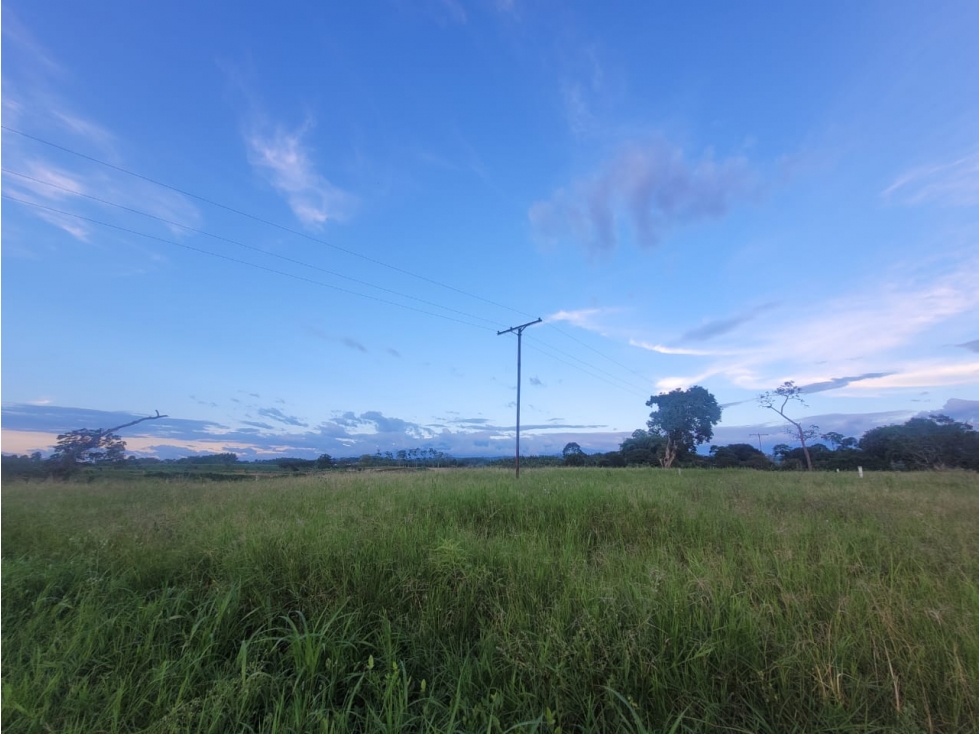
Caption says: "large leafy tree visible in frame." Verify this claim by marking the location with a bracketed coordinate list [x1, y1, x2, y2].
[758, 381, 818, 471]
[646, 386, 722, 468]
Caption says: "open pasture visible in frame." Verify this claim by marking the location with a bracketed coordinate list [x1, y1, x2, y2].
[3, 469, 978, 733]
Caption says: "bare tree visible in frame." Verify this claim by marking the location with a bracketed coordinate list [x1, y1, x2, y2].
[758, 382, 817, 471]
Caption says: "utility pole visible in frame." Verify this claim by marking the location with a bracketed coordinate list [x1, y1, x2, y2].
[497, 318, 542, 478]
[749, 432, 770, 453]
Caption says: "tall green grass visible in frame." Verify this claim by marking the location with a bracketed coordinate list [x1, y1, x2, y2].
[3, 469, 978, 732]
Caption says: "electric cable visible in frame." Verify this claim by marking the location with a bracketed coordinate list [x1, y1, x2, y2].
[2, 194, 498, 332]
[2, 168, 507, 329]
[3, 126, 663, 393]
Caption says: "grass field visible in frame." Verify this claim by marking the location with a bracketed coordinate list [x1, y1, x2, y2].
[3, 469, 978, 733]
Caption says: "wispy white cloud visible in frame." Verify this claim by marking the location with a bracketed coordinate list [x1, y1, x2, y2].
[245, 123, 356, 227]
[547, 307, 621, 334]
[654, 369, 722, 393]
[1, 15, 202, 244]
[557, 40, 605, 139]
[763, 262, 979, 368]
[529, 138, 759, 253]
[3, 160, 203, 242]
[846, 361, 979, 390]
[1, 11, 62, 77]
[34, 210, 92, 241]
[50, 111, 115, 149]
[404, 0, 474, 26]
[628, 340, 724, 356]
[883, 150, 979, 207]
[20, 162, 87, 197]
[131, 183, 203, 235]
[437, 0, 467, 24]
[646, 250, 979, 397]
[561, 81, 594, 138]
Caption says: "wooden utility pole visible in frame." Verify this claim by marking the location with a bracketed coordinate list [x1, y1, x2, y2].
[749, 432, 770, 453]
[497, 318, 542, 478]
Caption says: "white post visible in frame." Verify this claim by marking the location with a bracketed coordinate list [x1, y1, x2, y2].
[858, 466, 864, 478]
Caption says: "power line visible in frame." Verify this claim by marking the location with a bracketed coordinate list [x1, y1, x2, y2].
[2, 168, 506, 329]
[3, 125, 528, 318]
[2, 194, 498, 332]
[544, 322, 653, 385]
[525, 334, 651, 394]
[3, 126, 663, 394]
[521, 342, 648, 399]
[4, 167, 655, 393]
[5, 192, 656, 399]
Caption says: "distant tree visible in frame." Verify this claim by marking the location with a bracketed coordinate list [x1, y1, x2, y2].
[51, 411, 168, 476]
[562, 442, 586, 466]
[860, 414, 979, 470]
[818, 432, 860, 452]
[619, 429, 665, 466]
[493, 454, 563, 469]
[593, 450, 627, 468]
[316, 453, 334, 470]
[820, 432, 845, 450]
[275, 457, 315, 472]
[709, 443, 771, 469]
[758, 382, 817, 471]
[646, 386, 722, 469]
[1, 453, 51, 480]
[178, 452, 238, 465]
[358, 454, 376, 468]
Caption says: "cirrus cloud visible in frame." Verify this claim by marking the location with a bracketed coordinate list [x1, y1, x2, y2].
[883, 151, 979, 208]
[245, 122, 356, 228]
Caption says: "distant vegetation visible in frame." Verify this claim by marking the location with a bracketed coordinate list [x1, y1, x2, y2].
[3, 412, 976, 481]
[3, 470, 977, 732]
[0, 447, 488, 482]
[2, 385, 975, 479]
[551, 413, 978, 472]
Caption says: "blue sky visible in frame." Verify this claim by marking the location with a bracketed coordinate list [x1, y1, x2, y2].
[3, 0, 978, 459]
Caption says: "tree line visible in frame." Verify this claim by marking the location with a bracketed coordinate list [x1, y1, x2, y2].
[555, 383, 977, 471]
[3, 385, 976, 481]
[0, 446, 469, 481]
